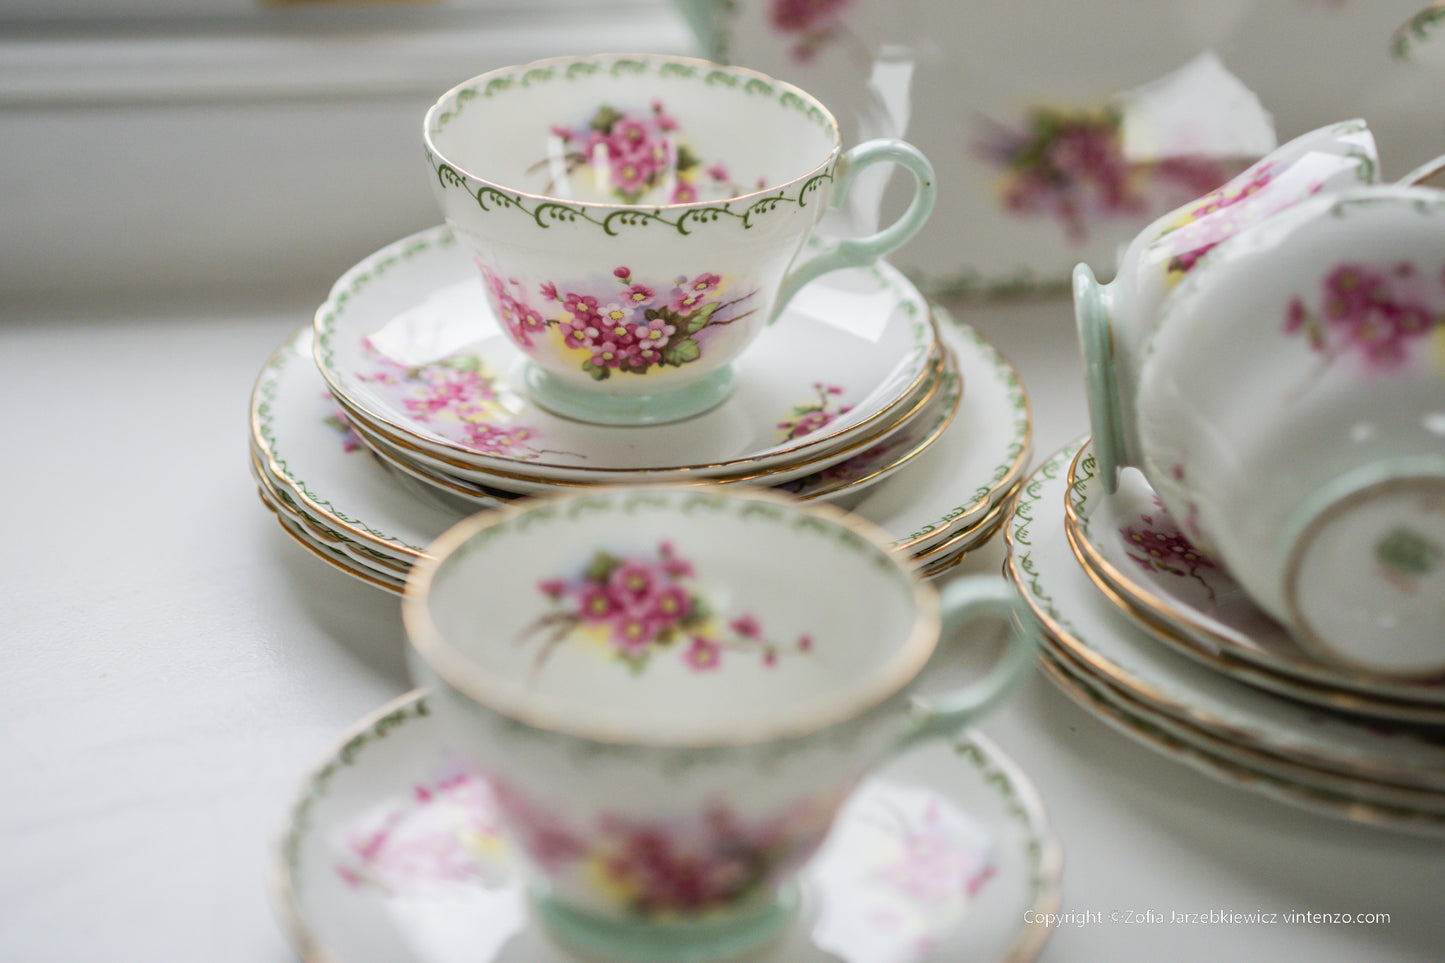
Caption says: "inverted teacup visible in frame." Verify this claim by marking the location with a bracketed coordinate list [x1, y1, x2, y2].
[423, 53, 936, 426]
[403, 486, 1037, 961]
[1125, 186, 1445, 678]
[1073, 119, 1381, 490]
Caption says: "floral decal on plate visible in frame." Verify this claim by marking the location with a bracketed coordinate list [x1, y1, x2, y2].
[481, 262, 758, 381]
[491, 778, 842, 917]
[358, 340, 566, 459]
[539, 100, 760, 205]
[322, 399, 363, 453]
[523, 542, 814, 674]
[1284, 260, 1445, 370]
[976, 107, 1236, 243]
[1120, 497, 1220, 600]
[335, 770, 513, 894]
[776, 381, 852, 441]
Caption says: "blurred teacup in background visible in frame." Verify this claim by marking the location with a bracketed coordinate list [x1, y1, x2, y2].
[423, 53, 936, 426]
[403, 486, 1037, 961]
[1080, 183, 1445, 678]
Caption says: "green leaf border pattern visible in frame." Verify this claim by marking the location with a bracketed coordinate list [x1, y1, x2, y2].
[427, 56, 837, 237]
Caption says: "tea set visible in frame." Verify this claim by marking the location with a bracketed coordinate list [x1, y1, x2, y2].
[251, 48, 1443, 963]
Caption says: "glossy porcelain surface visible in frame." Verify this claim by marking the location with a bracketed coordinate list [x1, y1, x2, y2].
[1073, 119, 1381, 486]
[251, 306, 1028, 590]
[403, 487, 1038, 955]
[424, 53, 934, 423]
[678, 0, 1445, 298]
[1004, 441, 1445, 821]
[1133, 187, 1445, 675]
[274, 690, 1061, 963]
[1062, 441, 1445, 724]
[315, 226, 943, 486]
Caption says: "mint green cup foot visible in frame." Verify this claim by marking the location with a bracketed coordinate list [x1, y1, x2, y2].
[523, 363, 736, 426]
[533, 885, 800, 963]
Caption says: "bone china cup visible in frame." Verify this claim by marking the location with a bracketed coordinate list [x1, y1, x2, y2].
[402, 486, 1037, 961]
[1072, 119, 1381, 491]
[1126, 186, 1445, 678]
[423, 53, 936, 426]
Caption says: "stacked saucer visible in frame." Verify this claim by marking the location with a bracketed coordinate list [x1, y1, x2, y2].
[249, 226, 1033, 593]
[1005, 438, 1445, 836]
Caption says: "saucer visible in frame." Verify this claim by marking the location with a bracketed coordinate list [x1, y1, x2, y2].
[274, 690, 1062, 963]
[313, 226, 940, 487]
[333, 344, 957, 499]
[1003, 440, 1445, 808]
[1037, 646, 1445, 834]
[1062, 440, 1445, 724]
[248, 308, 1029, 585]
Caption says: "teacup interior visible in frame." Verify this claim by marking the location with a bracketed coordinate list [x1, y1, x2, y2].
[427, 57, 840, 206]
[414, 490, 926, 745]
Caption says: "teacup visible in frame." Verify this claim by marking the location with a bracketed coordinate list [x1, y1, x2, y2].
[1117, 186, 1445, 677]
[403, 486, 1037, 961]
[1073, 119, 1381, 489]
[423, 53, 935, 426]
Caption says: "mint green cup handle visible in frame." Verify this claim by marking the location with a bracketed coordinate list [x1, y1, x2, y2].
[892, 576, 1040, 755]
[1073, 262, 1128, 495]
[769, 139, 937, 323]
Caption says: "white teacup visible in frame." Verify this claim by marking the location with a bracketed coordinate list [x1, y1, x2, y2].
[1073, 119, 1381, 489]
[423, 54, 936, 426]
[1118, 186, 1445, 677]
[403, 486, 1037, 961]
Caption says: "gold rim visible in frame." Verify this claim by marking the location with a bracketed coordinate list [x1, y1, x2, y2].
[327, 328, 948, 489]
[404, 485, 942, 749]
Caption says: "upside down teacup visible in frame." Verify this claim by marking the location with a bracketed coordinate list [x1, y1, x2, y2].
[403, 486, 1037, 961]
[1073, 119, 1381, 488]
[1122, 186, 1445, 678]
[423, 53, 936, 426]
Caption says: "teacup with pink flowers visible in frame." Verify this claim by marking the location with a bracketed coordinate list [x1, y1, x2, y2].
[424, 53, 935, 426]
[403, 486, 1037, 961]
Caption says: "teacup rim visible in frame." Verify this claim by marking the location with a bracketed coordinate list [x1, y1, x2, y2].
[422, 51, 844, 213]
[402, 484, 942, 750]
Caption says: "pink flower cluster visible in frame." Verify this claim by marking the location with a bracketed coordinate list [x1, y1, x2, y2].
[489, 782, 836, 916]
[1285, 261, 1444, 369]
[978, 108, 1231, 243]
[771, 0, 856, 62]
[481, 261, 752, 380]
[530, 543, 812, 672]
[551, 102, 742, 204]
[777, 381, 851, 440]
[358, 339, 550, 459]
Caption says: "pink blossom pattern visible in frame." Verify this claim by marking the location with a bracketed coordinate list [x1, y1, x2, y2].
[777, 382, 852, 440]
[322, 401, 363, 453]
[523, 542, 814, 673]
[770, 0, 856, 62]
[480, 262, 757, 382]
[357, 340, 560, 459]
[976, 108, 1236, 243]
[1284, 261, 1445, 370]
[334, 770, 511, 893]
[1162, 162, 1285, 275]
[540, 101, 760, 204]
[490, 779, 843, 917]
[1121, 499, 1219, 599]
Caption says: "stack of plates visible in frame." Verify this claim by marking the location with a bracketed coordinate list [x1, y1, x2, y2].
[1004, 438, 1445, 836]
[249, 226, 1034, 593]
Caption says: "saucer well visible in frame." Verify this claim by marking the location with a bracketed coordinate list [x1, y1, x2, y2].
[1062, 440, 1445, 725]
[313, 226, 940, 487]
[1004, 440, 1445, 815]
[274, 690, 1061, 963]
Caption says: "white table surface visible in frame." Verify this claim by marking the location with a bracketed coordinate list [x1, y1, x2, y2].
[2, 284, 1441, 963]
